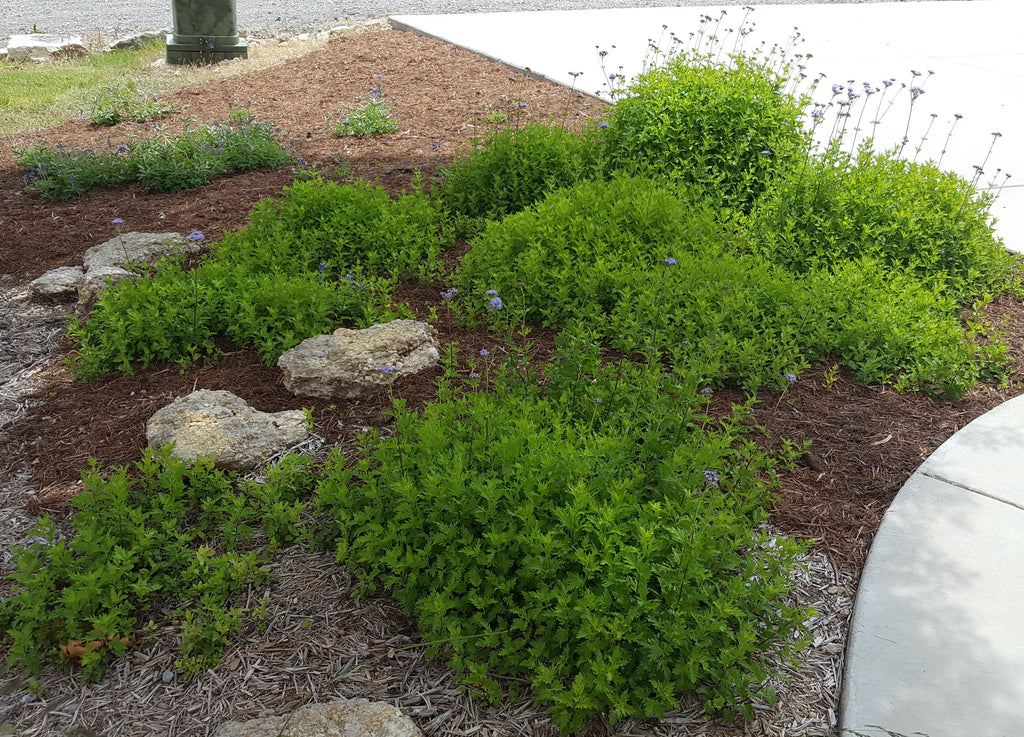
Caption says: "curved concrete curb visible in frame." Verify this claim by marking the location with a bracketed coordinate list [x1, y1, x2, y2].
[840, 393, 1024, 737]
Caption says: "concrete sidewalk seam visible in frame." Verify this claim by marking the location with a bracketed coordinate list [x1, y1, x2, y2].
[918, 470, 1024, 513]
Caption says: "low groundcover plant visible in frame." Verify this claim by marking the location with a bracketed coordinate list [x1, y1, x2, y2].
[14, 109, 293, 200]
[315, 337, 812, 729]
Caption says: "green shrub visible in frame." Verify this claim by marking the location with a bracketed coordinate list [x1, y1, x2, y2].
[315, 338, 810, 730]
[603, 50, 809, 210]
[129, 117, 293, 193]
[89, 81, 177, 126]
[213, 177, 450, 281]
[455, 176, 1005, 396]
[804, 258, 1004, 398]
[14, 143, 133, 199]
[750, 147, 1014, 302]
[456, 175, 735, 319]
[68, 258, 368, 380]
[15, 114, 293, 200]
[440, 122, 604, 219]
[332, 97, 399, 137]
[0, 449, 317, 681]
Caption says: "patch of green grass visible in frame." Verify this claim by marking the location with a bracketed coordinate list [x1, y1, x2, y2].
[0, 39, 167, 135]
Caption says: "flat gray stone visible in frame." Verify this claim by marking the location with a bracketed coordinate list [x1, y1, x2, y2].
[917, 392, 1024, 510]
[6, 34, 87, 63]
[146, 390, 309, 471]
[82, 231, 197, 272]
[76, 265, 135, 308]
[29, 265, 84, 299]
[278, 320, 440, 399]
[213, 697, 421, 737]
[841, 473, 1024, 737]
[102, 30, 166, 52]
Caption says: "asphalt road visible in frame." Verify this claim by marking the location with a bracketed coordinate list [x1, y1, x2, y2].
[2, 0, 946, 44]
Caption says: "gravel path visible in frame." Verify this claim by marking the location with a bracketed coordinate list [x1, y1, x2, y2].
[2, 0, 955, 46]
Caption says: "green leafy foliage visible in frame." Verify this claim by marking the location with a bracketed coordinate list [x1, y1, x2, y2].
[13, 143, 133, 199]
[455, 176, 1005, 396]
[603, 49, 809, 210]
[332, 97, 399, 137]
[0, 448, 317, 680]
[68, 177, 450, 380]
[213, 177, 450, 282]
[14, 112, 292, 200]
[439, 122, 604, 220]
[315, 338, 811, 730]
[803, 258, 1002, 398]
[750, 147, 1014, 302]
[67, 256, 369, 380]
[89, 81, 177, 126]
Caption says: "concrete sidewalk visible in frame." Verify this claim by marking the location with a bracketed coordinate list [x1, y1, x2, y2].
[391, 0, 1024, 253]
[392, 5, 1024, 735]
[841, 394, 1024, 737]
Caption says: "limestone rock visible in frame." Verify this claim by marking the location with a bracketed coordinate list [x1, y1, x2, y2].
[103, 31, 166, 52]
[213, 698, 421, 737]
[82, 231, 198, 272]
[146, 390, 309, 471]
[77, 266, 135, 308]
[6, 34, 88, 63]
[278, 320, 440, 399]
[29, 265, 85, 299]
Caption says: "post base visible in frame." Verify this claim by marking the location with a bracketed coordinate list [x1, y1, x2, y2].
[165, 34, 247, 65]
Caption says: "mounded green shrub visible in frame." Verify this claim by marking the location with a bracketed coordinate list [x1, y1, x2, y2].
[68, 259, 369, 380]
[603, 51, 809, 210]
[214, 177, 450, 281]
[315, 339, 811, 730]
[455, 176, 1004, 396]
[440, 121, 604, 220]
[69, 177, 449, 380]
[750, 147, 1014, 301]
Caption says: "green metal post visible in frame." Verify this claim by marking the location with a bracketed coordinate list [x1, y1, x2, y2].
[166, 0, 247, 65]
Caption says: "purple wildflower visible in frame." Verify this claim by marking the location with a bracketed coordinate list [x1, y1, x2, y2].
[703, 470, 720, 487]
[488, 296, 503, 311]
[188, 231, 204, 241]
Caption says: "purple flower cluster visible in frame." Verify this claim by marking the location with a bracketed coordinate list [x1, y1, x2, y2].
[484, 289, 503, 311]
[703, 470, 720, 487]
